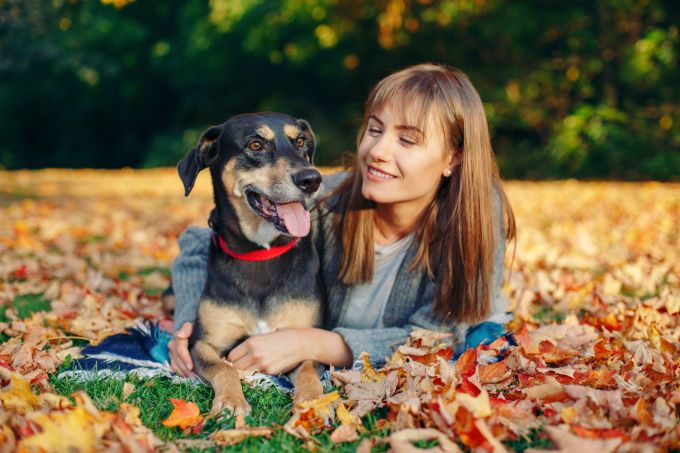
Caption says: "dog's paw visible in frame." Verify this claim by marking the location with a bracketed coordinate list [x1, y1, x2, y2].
[293, 380, 323, 406]
[210, 393, 252, 417]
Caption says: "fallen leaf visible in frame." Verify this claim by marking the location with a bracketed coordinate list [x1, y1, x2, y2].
[389, 428, 462, 453]
[122, 382, 135, 400]
[160, 398, 204, 430]
[212, 427, 272, 446]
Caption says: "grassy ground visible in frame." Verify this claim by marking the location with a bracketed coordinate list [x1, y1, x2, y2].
[2, 169, 678, 451]
[48, 374, 397, 452]
[47, 372, 552, 452]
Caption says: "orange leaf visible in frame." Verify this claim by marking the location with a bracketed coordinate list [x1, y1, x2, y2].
[453, 406, 491, 451]
[539, 341, 579, 363]
[161, 398, 203, 430]
[584, 367, 617, 389]
[632, 399, 653, 424]
[478, 359, 510, 384]
[455, 347, 477, 379]
[571, 425, 628, 440]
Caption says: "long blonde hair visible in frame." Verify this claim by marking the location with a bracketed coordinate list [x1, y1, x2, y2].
[335, 63, 516, 323]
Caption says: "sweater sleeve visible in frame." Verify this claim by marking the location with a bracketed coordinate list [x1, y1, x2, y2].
[332, 284, 467, 365]
[332, 186, 511, 365]
[488, 184, 512, 324]
[171, 226, 211, 331]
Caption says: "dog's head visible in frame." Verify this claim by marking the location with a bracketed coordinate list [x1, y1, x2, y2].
[178, 112, 322, 244]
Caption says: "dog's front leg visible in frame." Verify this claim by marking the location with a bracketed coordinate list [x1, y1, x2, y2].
[192, 340, 251, 416]
[290, 359, 324, 405]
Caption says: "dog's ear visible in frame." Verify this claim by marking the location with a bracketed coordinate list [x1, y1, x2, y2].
[297, 119, 316, 163]
[177, 125, 222, 196]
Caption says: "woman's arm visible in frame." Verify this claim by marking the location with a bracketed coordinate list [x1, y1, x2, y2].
[168, 226, 211, 376]
[332, 292, 468, 365]
[171, 226, 211, 331]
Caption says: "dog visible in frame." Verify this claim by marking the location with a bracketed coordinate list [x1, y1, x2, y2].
[177, 112, 323, 416]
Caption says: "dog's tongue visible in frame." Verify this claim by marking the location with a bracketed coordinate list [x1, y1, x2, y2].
[275, 202, 310, 237]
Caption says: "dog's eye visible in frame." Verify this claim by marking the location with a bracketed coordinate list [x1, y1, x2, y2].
[296, 137, 306, 148]
[248, 140, 263, 151]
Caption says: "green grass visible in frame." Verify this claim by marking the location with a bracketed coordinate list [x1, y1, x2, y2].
[12, 293, 51, 319]
[0, 306, 8, 342]
[503, 427, 553, 452]
[1, 294, 53, 343]
[48, 374, 393, 452]
[48, 373, 554, 451]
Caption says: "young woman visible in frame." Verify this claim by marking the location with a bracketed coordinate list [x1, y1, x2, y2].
[168, 63, 516, 377]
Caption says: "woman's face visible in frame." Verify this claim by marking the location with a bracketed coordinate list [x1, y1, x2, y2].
[358, 106, 457, 209]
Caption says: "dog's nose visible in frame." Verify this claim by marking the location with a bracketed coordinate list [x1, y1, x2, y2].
[293, 169, 322, 194]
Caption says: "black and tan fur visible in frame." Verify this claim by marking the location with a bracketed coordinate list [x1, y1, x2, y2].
[178, 112, 324, 416]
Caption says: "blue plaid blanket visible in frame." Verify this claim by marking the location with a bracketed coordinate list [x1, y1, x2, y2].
[58, 320, 511, 390]
[58, 321, 329, 391]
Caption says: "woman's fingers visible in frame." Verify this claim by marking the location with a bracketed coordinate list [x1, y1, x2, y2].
[168, 339, 188, 376]
[231, 352, 257, 372]
[226, 342, 248, 364]
[169, 322, 195, 376]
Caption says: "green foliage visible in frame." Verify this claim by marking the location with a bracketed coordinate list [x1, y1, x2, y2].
[0, 0, 678, 179]
[12, 294, 52, 320]
[503, 427, 553, 452]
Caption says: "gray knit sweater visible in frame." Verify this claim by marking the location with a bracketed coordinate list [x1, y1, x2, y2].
[171, 172, 510, 364]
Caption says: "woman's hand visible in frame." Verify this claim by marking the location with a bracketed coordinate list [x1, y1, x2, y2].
[168, 322, 195, 377]
[227, 328, 354, 374]
[227, 328, 307, 375]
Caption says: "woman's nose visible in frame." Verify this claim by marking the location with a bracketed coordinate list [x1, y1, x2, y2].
[368, 135, 391, 162]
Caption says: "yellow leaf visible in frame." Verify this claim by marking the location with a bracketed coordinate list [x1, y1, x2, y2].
[360, 352, 386, 382]
[212, 427, 272, 446]
[455, 388, 492, 418]
[0, 375, 41, 415]
[336, 402, 362, 428]
[19, 406, 104, 453]
[296, 391, 340, 416]
[560, 406, 579, 424]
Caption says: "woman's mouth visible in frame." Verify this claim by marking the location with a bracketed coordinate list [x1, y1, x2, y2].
[367, 165, 397, 180]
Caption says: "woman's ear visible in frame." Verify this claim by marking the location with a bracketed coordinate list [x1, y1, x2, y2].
[443, 151, 462, 177]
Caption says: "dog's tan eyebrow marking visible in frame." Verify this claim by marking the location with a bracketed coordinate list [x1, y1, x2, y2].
[283, 124, 300, 140]
[256, 125, 275, 141]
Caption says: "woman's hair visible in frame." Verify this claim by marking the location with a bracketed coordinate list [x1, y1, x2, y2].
[335, 63, 516, 323]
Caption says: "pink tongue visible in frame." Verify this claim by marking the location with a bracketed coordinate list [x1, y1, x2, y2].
[275, 202, 311, 237]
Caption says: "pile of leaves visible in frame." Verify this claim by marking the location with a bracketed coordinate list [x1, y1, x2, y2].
[0, 170, 678, 451]
[0, 368, 165, 451]
[285, 316, 678, 451]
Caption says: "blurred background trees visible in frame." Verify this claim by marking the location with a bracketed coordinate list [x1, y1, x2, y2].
[1, 0, 678, 179]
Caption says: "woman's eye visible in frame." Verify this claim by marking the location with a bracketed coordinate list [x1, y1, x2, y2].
[296, 137, 305, 148]
[248, 140, 263, 151]
[367, 127, 382, 136]
[399, 136, 417, 146]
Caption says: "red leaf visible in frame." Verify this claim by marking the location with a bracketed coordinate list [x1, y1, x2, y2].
[11, 264, 28, 280]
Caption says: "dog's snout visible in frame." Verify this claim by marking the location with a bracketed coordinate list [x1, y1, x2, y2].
[292, 169, 322, 194]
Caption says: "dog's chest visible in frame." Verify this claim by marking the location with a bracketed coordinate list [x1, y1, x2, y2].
[196, 297, 321, 349]
[252, 319, 274, 335]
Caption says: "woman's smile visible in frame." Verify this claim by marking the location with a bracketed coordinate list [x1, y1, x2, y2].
[366, 164, 398, 181]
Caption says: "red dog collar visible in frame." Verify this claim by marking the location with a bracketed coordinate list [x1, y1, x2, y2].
[212, 233, 299, 261]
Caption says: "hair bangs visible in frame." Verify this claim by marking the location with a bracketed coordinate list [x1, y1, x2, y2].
[364, 72, 440, 143]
